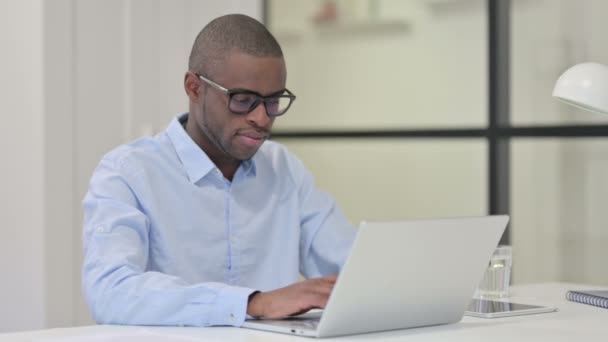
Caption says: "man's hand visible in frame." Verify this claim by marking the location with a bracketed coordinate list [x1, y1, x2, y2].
[247, 275, 338, 319]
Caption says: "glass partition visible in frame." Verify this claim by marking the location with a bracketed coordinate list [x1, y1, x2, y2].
[269, 0, 488, 130]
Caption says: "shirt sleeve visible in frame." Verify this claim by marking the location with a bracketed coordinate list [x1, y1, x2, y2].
[82, 155, 256, 327]
[286, 152, 357, 279]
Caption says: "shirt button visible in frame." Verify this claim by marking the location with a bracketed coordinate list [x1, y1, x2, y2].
[96, 226, 105, 233]
[230, 313, 235, 322]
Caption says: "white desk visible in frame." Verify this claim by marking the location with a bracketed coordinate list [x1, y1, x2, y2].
[2, 283, 606, 341]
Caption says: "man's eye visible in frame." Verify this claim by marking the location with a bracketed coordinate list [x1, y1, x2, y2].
[232, 94, 255, 104]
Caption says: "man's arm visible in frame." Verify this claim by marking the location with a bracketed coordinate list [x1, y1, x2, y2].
[83, 157, 256, 327]
[287, 151, 357, 279]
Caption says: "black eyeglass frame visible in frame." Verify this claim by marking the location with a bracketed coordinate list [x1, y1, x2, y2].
[196, 73, 296, 117]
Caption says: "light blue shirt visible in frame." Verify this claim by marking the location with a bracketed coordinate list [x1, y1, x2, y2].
[82, 114, 356, 327]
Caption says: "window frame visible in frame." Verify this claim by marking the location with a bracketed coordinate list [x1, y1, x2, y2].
[263, 0, 608, 244]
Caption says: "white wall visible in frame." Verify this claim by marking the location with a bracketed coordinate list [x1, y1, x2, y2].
[0, 0, 46, 332]
[0, 0, 262, 333]
[43, 0, 76, 328]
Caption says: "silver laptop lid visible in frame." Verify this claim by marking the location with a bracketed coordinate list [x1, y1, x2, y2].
[317, 215, 509, 337]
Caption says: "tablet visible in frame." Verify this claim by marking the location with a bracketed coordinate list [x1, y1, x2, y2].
[465, 299, 557, 318]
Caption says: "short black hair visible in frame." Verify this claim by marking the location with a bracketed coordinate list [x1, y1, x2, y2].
[188, 14, 283, 77]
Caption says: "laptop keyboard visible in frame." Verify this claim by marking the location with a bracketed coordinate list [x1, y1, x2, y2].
[255, 315, 321, 331]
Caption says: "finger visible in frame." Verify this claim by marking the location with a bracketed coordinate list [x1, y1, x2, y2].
[306, 278, 336, 297]
[310, 292, 331, 308]
[316, 282, 335, 296]
[321, 274, 338, 283]
[309, 274, 336, 283]
[301, 282, 333, 300]
[288, 307, 315, 317]
[310, 276, 336, 289]
[308, 285, 334, 305]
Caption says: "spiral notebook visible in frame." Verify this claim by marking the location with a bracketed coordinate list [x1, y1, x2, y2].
[566, 290, 608, 309]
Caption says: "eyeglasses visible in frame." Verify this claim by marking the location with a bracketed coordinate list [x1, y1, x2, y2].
[196, 73, 296, 117]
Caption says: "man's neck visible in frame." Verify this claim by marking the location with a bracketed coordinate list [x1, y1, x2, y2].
[183, 114, 239, 181]
[214, 158, 239, 181]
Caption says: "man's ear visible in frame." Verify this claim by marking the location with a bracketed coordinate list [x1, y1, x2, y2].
[184, 71, 202, 102]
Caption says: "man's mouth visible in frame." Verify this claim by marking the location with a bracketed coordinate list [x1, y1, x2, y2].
[240, 132, 267, 140]
[237, 128, 269, 139]
[237, 130, 268, 147]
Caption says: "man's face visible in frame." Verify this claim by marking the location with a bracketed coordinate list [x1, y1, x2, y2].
[192, 51, 287, 162]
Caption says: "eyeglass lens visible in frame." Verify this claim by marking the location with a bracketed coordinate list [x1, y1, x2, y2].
[229, 93, 292, 116]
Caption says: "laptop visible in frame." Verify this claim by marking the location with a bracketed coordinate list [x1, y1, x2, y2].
[242, 215, 509, 338]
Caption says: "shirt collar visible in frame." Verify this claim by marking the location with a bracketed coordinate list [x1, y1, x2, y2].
[241, 157, 257, 177]
[166, 113, 257, 183]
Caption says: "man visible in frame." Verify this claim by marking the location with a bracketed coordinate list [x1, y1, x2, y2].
[82, 14, 355, 327]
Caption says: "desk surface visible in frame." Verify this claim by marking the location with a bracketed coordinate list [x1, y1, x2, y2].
[2, 283, 607, 341]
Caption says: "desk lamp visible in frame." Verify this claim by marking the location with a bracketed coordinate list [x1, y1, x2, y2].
[552, 62, 608, 114]
[551, 62, 608, 311]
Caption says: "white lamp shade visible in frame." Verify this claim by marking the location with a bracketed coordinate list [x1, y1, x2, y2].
[552, 62, 608, 114]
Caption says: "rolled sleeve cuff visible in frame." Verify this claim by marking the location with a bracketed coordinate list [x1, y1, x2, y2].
[210, 285, 257, 327]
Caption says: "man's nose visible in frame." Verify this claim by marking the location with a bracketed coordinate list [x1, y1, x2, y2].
[246, 102, 271, 127]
